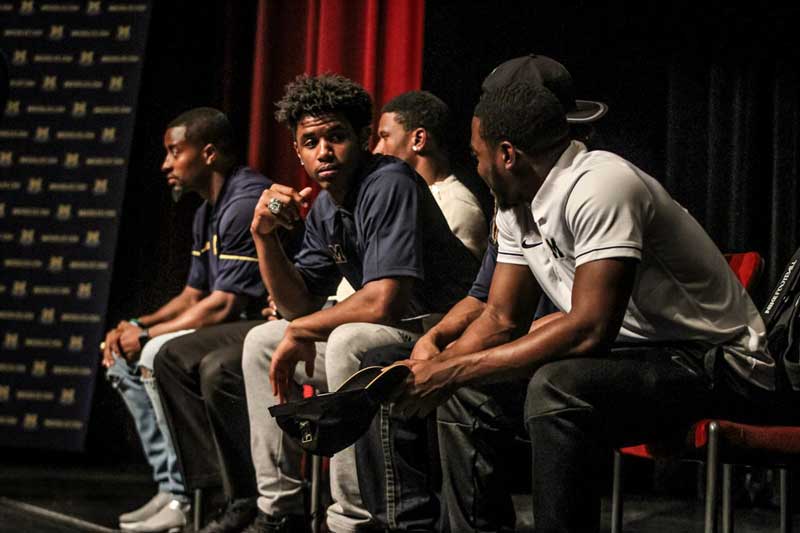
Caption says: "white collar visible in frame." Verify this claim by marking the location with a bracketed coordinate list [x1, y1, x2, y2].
[530, 140, 587, 219]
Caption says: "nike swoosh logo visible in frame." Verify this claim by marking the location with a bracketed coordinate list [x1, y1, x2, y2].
[521, 240, 542, 249]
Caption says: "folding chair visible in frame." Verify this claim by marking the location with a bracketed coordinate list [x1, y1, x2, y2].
[611, 251, 769, 533]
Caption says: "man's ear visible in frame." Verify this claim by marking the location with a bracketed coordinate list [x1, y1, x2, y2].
[411, 128, 427, 153]
[359, 126, 372, 149]
[292, 141, 305, 166]
[202, 144, 217, 165]
[499, 140, 517, 170]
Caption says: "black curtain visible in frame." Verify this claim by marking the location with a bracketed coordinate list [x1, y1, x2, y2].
[661, 15, 800, 290]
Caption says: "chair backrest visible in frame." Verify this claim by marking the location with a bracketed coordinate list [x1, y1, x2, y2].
[724, 252, 764, 293]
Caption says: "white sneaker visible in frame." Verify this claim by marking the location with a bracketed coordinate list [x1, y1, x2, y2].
[121, 499, 190, 533]
[119, 492, 172, 527]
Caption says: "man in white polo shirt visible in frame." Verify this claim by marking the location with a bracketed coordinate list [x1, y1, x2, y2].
[394, 81, 778, 532]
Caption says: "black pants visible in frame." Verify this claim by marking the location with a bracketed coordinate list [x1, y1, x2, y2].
[356, 342, 440, 532]
[440, 342, 786, 533]
[154, 320, 262, 499]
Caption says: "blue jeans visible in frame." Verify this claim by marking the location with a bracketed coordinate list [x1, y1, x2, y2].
[106, 330, 192, 499]
[356, 343, 439, 532]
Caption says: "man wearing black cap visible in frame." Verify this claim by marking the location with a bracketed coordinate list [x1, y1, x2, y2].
[241, 74, 478, 533]
[351, 55, 604, 532]
[394, 66, 775, 533]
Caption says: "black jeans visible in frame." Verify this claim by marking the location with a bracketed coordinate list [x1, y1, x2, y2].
[356, 342, 440, 532]
[154, 320, 262, 498]
[440, 342, 783, 533]
[437, 381, 526, 533]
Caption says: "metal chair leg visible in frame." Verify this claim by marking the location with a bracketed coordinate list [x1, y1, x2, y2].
[781, 468, 791, 533]
[193, 488, 203, 532]
[722, 463, 733, 533]
[310, 454, 324, 533]
[705, 421, 720, 533]
[611, 450, 624, 533]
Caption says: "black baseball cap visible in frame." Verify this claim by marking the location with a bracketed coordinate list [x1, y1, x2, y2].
[269, 364, 410, 457]
[482, 54, 608, 124]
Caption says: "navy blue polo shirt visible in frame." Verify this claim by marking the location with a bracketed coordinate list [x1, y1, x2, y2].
[186, 166, 269, 306]
[467, 240, 497, 302]
[294, 155, 478, 316]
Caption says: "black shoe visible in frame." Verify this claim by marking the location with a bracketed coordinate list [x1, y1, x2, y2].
[198, 498, 257, 533]
[241, 510, 310, 533]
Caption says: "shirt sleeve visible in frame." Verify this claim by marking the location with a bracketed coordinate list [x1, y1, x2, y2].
[358, 171, 425, 284]
[565, 163, 653, 267]
[211, 197, 264, 298]
[293, 207, 342, 298]
[495, 208, 528, 266]
[468, 240, 497, 301]
[186, 208, 210, 291]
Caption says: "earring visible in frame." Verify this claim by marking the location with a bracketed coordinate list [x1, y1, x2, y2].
[412, 146, 419, 152]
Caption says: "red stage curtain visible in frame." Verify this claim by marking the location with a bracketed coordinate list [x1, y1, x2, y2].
[247, 0, 425, 193]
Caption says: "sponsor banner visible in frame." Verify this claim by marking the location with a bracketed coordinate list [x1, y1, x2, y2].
[0, 0, 151, 450]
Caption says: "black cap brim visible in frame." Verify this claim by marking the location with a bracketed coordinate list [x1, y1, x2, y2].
[567, 100, 608, 124]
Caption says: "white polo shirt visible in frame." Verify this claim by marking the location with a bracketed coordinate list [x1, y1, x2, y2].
[496, 141, 774, 390]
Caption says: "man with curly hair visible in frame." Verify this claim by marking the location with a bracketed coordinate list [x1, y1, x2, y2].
[240, 74, 478, 533]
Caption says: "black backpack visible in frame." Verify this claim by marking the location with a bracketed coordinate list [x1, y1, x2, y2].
[762, 247, 800, 391]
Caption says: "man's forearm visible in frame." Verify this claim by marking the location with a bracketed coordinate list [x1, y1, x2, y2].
[422, 296, 486, 350]
[137, 288, 201, 327]
[148, 292, 241, 337]
[254, 232, 320, 319]
[438, 311, 606, 387]
[438, 305, 522, 360]
[287, 279, 411, 342]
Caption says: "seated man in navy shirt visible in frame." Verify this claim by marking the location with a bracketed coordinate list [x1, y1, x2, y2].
[101, 108, 271, 533]
[240, 74, 478, 533]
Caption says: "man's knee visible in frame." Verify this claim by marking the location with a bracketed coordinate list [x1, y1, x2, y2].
[106, 358, 140, 393]
[138, 338, 162, 371]
[199, 349, 240, 399]
[326, 322, 412, 360]
[153, 338, 183, 378]
[326, 322, 366, 351]
[325, 323, 382, 381]
[525, 360, 593, 420]
[242, 320, 284, 376]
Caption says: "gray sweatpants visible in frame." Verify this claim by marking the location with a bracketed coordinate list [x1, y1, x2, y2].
[242, 319, 419, 533]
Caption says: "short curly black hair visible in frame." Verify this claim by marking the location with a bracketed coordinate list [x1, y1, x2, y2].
[275, 74, 373, 135]
[381, 91, 450, 151]
[474, 82, 568, 154]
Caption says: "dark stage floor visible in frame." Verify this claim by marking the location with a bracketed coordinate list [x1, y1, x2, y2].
[0, 464, 795, 532]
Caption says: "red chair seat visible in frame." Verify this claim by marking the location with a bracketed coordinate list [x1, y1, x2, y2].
[694, 419, 800, 459]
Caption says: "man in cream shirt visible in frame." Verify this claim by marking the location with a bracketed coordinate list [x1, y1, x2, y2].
[373, 90, 488, 260]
